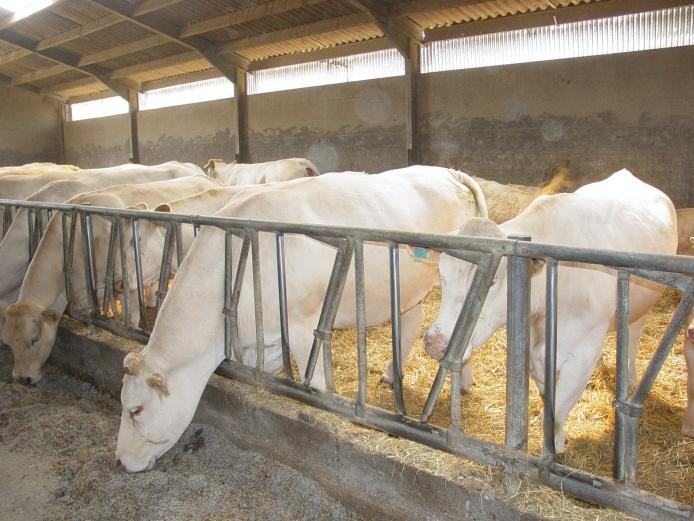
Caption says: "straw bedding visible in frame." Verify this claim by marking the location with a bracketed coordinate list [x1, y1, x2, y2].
[330, 287, 693, 508]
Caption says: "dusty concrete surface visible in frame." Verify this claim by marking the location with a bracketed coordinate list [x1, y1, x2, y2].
[64, 114, 130, 168]
[0, 347, 366, 521]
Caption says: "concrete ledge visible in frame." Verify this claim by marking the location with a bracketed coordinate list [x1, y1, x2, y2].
[52, 320, 542, 521]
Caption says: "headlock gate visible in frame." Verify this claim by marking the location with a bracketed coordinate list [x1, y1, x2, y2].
[2, 198, 694, 521]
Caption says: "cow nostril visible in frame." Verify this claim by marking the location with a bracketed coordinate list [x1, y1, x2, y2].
[116, 459, 123, 469]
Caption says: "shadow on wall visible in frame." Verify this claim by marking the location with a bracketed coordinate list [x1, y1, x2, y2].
[421, 111, 694, 207]
[248, 124, 405, 175]
[65, 141, 130, 169]
[0, 148, 60, 167]
[140, 129, 235, 168]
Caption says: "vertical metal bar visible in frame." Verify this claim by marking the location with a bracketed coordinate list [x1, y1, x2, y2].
[61, 211, 76, 314]
[2, 205, 12, 238]
[102, 218, 119, 318]
[389, 242, 406, 416]
[224, 229, 233, 361]
[303, 240, 354, 388]
[130, 218, 147, 330]
[505, 236, 532, 452]
[229, 233, 251, 362]
[275, 232, 293, 379]
[27, 208, 35, 260]
[154, 222, 176, 318]
[354, 238, 367, 417]
[175, 223, 184, 266]
[117, 217, 131, 326]
[251, 230, 265, 375]
[193, 223, 200, 237]
[80, 211, 98, 314]
[543, 258, 559, 457]
[421, 253, 502, 423]
[614, 270, 631, 481]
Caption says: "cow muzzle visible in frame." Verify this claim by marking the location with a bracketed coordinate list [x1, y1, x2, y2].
[423, 328, 449, 360]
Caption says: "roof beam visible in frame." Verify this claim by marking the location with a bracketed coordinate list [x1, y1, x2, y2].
[180, 0, 325, 38]
[83, 0, 249, 79]
[217, 12, 373, 54]
[0, 0, 67, 31]
[0, 48, 30, 66]
[41, 76, 103, 95]
[11, 63, 71, 85]
[0, 29, 132, 99]
[77, 34, 168, 66]
[109, 50, 200, 79]
[133, 0, 185, 17]
[36, 14, 122, 51]
[0, 71, 67, 101]
[347, 0, 417, 57]
[426, 0, 694, 42]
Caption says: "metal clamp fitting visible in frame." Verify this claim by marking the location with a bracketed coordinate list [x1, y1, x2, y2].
[612, 399, 643, 417]
[313, 329, 332, 342]
[440, 359, 464, 372]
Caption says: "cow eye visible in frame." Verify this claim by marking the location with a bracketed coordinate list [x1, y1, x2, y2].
[129, 405, 143, 418]
[30, 335, 40, 345]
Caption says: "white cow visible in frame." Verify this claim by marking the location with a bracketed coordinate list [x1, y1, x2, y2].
[683, 315, 694, 437]
[677, 208, 694, 255]
[205, 158, 319, 185]
[115, 166, 487, 472]
[423, 170, 677, 453]
[0, 162, 204, 312]
[0, 163, 79, 177]
[2, 176, 223, 385]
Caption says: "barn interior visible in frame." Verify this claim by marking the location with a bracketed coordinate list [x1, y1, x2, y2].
[0, 1, 693, 520]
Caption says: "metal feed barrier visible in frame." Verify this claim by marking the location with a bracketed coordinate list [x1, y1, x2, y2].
[2, 197, 694, 521]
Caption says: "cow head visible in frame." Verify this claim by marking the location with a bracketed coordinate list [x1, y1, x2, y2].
[116, 351, 201, 472]
[2, 302, 61, 384]
[423, 218, 543, 361]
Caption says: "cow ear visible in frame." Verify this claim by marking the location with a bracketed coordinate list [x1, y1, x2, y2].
[123, 352, 143, 377]
[154, 203, 172, 213]
[146, 373, 170, 397]
[42, 309, 60, 323]
[204, 159, 215, 170]
[690, 237, 694, 246]
[306, 167, 318, 177]
[129, 202, 148, 211]
[531, 258, 546, 276]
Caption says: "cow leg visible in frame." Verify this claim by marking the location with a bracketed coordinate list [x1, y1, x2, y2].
[531, 323, 606, 454]
[683, 336, 694, 438]
[626, 314, 647, 387]
[381, 303, 424, 385]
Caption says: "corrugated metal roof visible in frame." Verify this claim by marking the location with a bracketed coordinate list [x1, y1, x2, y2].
[0, 0, 615, 100]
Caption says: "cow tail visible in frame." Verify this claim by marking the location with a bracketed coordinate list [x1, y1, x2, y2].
[449, 169, 488, 219]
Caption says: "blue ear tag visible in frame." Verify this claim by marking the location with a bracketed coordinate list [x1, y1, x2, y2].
[412, 246, 429, 260]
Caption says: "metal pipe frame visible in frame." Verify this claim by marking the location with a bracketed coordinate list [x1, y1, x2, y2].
[154, 222, 176, 319]
[275, 232, 293, 379]
[130, 218, 147, 330]
[2, 199, 694, 521]
[79, 211, 99, 315]
[543, 259, 559, 457]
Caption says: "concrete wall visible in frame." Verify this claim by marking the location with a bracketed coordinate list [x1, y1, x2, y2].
[248, 77, 406, 174]
[138, 98, 236, 167]
[64, 113, 130, 168]
[419, 46, 694, 207]
[0, 85, 61, 166]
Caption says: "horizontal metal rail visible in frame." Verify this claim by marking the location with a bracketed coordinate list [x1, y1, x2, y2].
[1, 198, 693, 521]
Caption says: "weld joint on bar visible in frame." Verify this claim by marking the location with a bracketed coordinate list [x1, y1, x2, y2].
[612, 399, 643, 417]
[440, 359, 464, 372]
[313, 329, 332, 341]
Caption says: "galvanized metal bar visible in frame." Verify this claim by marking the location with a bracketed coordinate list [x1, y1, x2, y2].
[251, 230, 265, 375]
[101, 218, 119, 318]
[542, 259, 559, 457]
[175, 223, 184, 266]
[223, 229, 233, 361]
[353, 238, 367, 417]
[2, 204, 12, 238]
[61, 211, 77, 314]
[449, 367, 462, 435]
[275, 232, 292, 378]
[193, 223, 200, 237]
[389, 242, 406, 416]
[421, 253, 502, 423]
[27, 207, 35, 260]
[130, 218, 147, 330]
[543, 259, 559, 457]
[79, 211, 99, 314]
[116, 217, 131, 326]
[154, 222, 176, 318]
[2, 199, 693, 276]
[228, 232, 251, 362]
[303, 240, 354, 389]
[505, 236, 532, 452]
[614, 270, 631, 482]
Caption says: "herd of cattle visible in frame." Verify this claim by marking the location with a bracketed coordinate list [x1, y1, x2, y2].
[0, 160, 692, 473]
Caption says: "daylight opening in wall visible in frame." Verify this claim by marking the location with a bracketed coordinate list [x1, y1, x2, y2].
[421, 5, 694, 74]
[248, 48, 405, 95]
[138, 77, 234, 111]
[70, 96, 129, 121]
